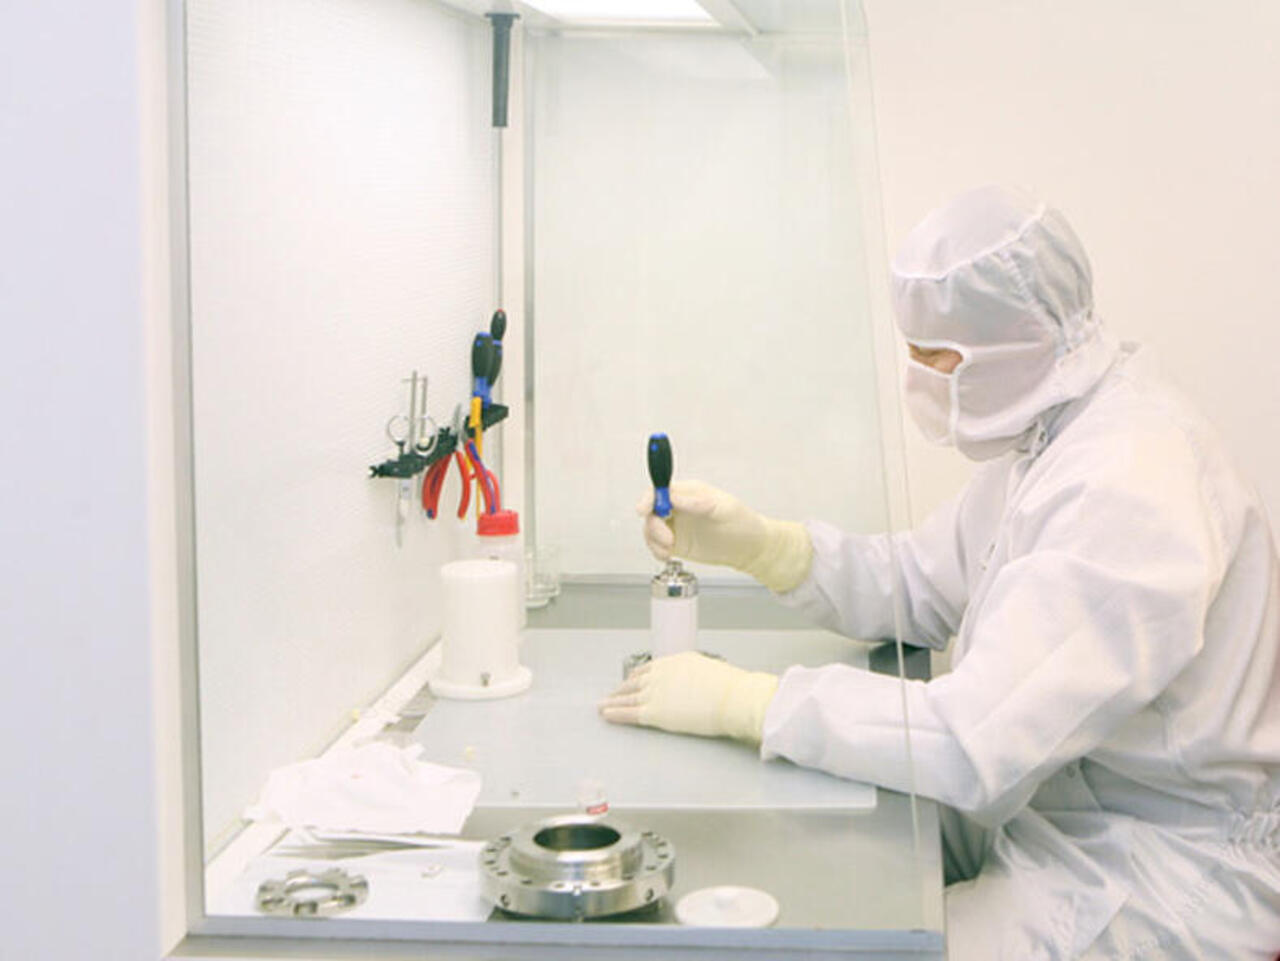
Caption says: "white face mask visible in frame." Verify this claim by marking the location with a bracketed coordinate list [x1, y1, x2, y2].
[904, 357, 959, 446]
[904, 342, 1045, 461]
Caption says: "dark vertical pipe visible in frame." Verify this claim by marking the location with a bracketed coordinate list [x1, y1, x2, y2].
[486, 13, 519, 128]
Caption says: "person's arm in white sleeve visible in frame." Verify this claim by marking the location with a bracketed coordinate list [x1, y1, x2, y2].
[780, 489, 971, 650]
[763, 427, 1223, 823]
[640, 480, 971, 649]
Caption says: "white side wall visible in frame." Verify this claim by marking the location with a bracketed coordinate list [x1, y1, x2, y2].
[1, 3, 169, 958]
[186, 0, 498, 853]
[863, 0, 1280, 528]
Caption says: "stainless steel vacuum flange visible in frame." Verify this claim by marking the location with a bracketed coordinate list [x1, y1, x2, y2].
[480, 813, 675, 920]
[255, 867, 369, 918]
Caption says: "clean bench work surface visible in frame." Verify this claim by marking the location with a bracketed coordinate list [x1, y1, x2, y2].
[196, 632, 944, 956]
[414, 629, 878, 810]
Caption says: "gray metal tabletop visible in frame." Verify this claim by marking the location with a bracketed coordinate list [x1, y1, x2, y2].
[403, 598, 946, 957]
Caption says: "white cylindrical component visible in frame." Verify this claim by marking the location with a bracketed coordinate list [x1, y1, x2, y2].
[651, 595, 698, 657]
[651, 559, 698, 657]
[432, 558, 531, 700]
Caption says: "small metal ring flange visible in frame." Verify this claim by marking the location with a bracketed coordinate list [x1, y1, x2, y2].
[255, 867, 370, 918]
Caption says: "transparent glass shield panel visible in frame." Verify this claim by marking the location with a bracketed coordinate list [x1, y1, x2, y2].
[524, 0, 941, 946]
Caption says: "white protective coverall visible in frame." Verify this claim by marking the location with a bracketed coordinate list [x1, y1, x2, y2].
[762, 187, 1280, 959]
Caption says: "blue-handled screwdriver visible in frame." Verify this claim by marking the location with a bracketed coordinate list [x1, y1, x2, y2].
[648, 433, 673, 518]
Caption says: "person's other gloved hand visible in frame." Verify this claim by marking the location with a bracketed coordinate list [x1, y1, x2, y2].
[597, 651, 779, 744]
[636, 480, 813, 593]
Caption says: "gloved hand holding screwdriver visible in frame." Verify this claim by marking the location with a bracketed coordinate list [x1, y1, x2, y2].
[634, 480, 813, 594]
[598, 480, 814, 744]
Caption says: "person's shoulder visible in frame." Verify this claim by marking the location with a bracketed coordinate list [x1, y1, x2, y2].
[1054, 350, 1213, 474]
[1020, 350, 1256, 543]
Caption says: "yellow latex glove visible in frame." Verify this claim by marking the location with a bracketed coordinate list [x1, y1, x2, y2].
[597, 651, 779, 745]
[636, 480, 813, 594]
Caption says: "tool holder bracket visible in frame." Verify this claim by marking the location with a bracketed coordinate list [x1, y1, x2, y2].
[369, 404, 507, 479]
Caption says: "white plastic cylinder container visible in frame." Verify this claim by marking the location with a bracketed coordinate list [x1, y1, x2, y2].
[476, 509, 526, 628]
[431, 558, 531, 700]
[650, 560, 698, 657]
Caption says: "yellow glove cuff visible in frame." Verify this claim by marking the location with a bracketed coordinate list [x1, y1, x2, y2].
[742, 519, 814, 594]
[718, 669, 780, 745]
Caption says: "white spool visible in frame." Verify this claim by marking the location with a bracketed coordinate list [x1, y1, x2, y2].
[676, 886, 779, 927]
[431, 559, 531, 700]
[650, 595, 698, 657]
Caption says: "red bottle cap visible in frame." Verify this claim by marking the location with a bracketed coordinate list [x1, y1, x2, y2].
[477, 509, 520, 537]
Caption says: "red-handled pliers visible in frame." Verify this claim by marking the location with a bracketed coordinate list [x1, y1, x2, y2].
[462, 439, 501, 514]
[422, 451, 472, 519]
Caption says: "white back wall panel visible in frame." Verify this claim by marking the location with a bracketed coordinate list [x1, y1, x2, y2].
[187, 0, 496, 853]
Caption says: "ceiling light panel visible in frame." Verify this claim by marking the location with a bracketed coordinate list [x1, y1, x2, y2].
[520, 0, 713, 24]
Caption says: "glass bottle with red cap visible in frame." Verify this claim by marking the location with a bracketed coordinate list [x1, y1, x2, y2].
[477, 509, 525, 629]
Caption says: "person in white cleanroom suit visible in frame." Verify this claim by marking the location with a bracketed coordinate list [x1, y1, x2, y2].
[600, 186, 1280, 959]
